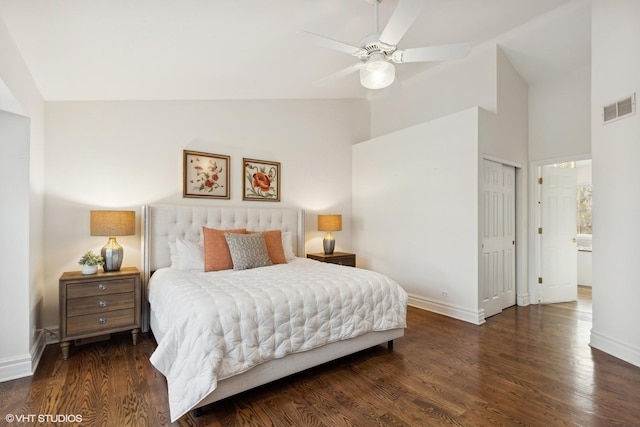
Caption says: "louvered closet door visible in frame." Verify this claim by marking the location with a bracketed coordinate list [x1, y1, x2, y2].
[481, 160, 516, 318]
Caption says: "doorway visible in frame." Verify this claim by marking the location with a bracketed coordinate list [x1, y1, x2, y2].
[531, 157, 592, 305]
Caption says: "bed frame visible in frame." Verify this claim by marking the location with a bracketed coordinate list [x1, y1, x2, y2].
[141, 204, 404, 416]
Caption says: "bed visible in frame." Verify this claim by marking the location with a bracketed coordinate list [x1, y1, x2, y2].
[141, 204, 407, 422]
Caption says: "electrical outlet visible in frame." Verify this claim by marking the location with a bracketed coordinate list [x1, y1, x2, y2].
[441, 290, 449, 297]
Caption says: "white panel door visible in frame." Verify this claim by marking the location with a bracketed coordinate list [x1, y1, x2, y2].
[541, 164, 578, 303]
[481, 160, 516, 318]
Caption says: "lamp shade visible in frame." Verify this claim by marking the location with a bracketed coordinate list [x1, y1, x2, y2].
[317, 214, 342, 232]
[90, 210, 135, 236]
[359, 53, 395, 90]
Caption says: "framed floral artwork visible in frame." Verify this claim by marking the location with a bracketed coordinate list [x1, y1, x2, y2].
[183, 150, 230, 199]
[243, 158, 280, 202]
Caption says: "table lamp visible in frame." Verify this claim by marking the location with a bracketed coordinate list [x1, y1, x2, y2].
[317, 214, 342, 255]
[90, 210, 135, 271]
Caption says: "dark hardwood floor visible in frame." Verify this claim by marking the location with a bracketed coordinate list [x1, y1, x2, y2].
[2, 287, 639, 426]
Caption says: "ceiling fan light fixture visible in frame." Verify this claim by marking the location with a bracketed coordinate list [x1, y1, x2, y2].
[360, 54, 395, 90]
[304, 0, 470, 91]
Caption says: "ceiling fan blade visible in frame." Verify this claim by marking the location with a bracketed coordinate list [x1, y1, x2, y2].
[393, 43, 472, 63]
[301, 31, 364, 56]
[313, 64, 363, 86]
[379, 0, 426, 46]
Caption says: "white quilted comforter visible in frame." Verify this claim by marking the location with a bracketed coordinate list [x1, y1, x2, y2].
[148, 258, 407, 421]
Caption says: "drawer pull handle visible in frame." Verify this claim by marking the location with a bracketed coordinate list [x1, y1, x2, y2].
[99, 301, 107, 308]
[98, 318, 107, 325]
[98, 283, 107, 291]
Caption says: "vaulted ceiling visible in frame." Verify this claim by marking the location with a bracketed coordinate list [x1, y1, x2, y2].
[0, 0, 590, 101]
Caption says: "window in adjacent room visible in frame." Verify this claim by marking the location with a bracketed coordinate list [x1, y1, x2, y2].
[577, 184, 592, 250]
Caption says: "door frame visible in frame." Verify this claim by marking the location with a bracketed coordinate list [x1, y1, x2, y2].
[528, 154, 591, 304]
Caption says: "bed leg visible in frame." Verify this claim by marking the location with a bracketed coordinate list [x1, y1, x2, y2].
[387, 340, 394, 351]
[193, 407, 202, 417]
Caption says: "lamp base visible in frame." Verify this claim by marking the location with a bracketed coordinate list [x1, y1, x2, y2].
[323, 234, 335, 255]
[101, 237, 123, 272]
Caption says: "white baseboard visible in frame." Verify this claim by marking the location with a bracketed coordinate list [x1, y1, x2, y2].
[517, 292, 530, 306]
[408, 294, 485, 325]
[30, 329, 47, 375]
[0, 329, 54, 383]
[590, 329, 640, 368]
[0, 353, 32, 382]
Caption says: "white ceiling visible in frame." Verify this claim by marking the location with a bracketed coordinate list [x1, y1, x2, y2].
[0, 0, 591, 101]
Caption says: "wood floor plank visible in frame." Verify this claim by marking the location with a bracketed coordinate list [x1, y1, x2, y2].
[2, 288, 639, 426]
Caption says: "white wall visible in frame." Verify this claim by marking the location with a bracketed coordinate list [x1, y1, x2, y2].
[353, 108, 481, 323]
[529, 65, 591, 161]
[577, 251, 592, 286]
[590, 0, 640, 367]
[369, 44, 497, 138]
[356, 45, 530, 324]
[0, 110, 31, 377]
[0, 17, 45, 381]
[576, 159, 592, 185]
[481, 49, 529, 162]
[43, 99, 368, 328]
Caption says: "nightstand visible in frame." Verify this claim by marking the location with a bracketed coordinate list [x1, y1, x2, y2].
[307, 252, 356, 267]
[59, 267, 141, 360]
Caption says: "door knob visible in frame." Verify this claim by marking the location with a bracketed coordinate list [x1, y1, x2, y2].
[572, 238, 577, 243]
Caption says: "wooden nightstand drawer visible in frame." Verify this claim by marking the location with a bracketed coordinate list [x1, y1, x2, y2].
[67, 278, 135, 298]
[66, 308, 136, 336]
[326, 255, 356, 267]
[307, 252, 356, 267]
[67, 292, 135, 317]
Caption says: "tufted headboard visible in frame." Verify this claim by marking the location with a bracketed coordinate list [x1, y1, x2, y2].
[140, 204, 305, 331]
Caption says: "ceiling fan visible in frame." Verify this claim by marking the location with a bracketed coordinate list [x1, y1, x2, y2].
[303, 0, 472, 90]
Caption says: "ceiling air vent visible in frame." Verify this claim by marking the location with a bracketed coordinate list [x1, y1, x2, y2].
[602, 93, 635, 124]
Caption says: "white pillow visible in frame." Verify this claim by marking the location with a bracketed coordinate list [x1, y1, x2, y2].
[177, 238, 204, 270]
[168, 241, 179, 268]
[171, 238, 205, 271]
[282, 231, 296, 261]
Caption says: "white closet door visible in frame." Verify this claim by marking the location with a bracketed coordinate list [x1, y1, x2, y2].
[481, 159, 516, 318]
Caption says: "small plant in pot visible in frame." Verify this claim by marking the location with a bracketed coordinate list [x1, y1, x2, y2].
[78, 250, 104, 275]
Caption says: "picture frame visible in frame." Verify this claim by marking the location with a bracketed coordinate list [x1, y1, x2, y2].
[183, 150, 230, 199]
[243, 158, 281, 202]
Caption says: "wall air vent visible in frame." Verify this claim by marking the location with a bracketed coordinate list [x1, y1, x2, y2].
[602, 93, 635, 124]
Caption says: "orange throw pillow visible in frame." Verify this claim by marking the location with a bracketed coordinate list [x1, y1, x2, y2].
[203, 227, 247, 271]
[249, 230, 287, 264]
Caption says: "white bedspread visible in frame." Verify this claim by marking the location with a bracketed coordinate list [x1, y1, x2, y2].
[148, 258, 407, 421]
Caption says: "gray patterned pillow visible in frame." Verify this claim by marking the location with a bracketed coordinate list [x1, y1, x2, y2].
[224, 232, 273, 271]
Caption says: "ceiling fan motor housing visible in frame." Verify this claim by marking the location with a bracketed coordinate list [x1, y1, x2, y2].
[357, 33, 396, 60]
